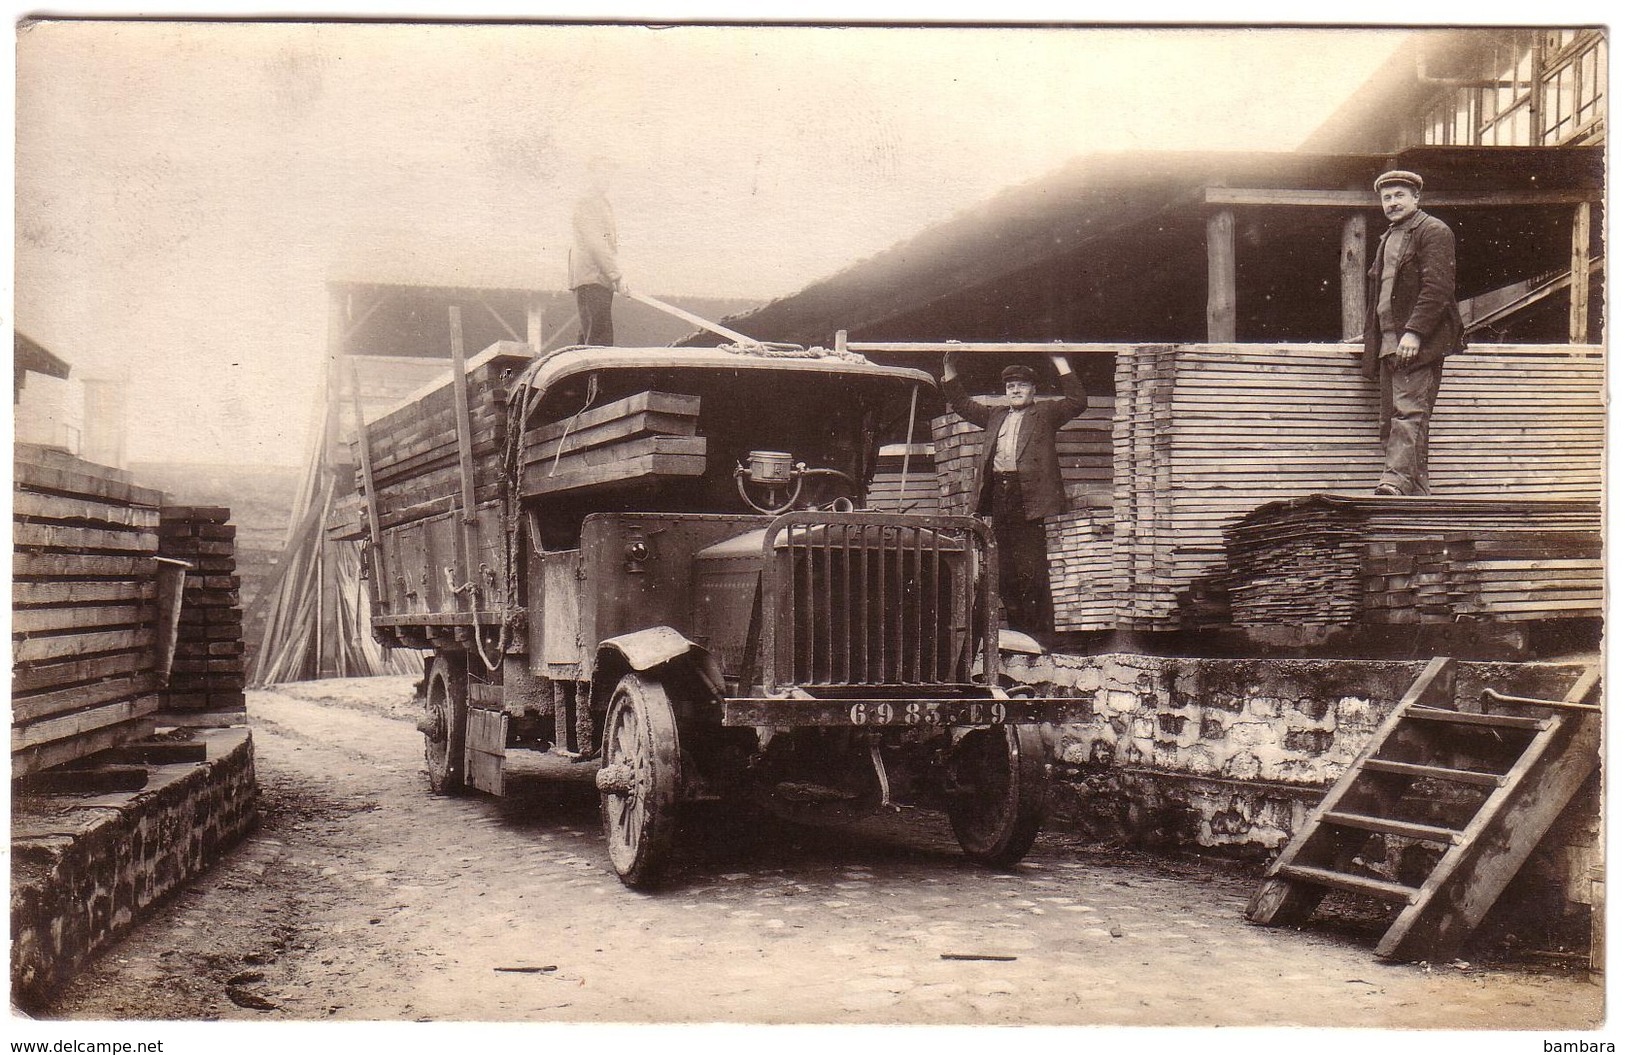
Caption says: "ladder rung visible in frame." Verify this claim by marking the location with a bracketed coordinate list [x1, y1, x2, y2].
[1405, 706, 1550, 731]
[1322, 811, 1461, 844]
[1363, 758, 1507, 787]
[1277, 864, 1418, 904]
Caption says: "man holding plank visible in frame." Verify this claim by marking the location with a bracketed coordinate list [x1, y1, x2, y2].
[942, 352, 1087, 632]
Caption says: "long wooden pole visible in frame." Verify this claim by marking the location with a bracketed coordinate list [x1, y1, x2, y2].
[349, 360, 387, 613]
[448, 306, 479, 527]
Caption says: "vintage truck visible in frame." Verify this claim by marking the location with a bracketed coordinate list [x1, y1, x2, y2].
[336, 337, 1088, 887]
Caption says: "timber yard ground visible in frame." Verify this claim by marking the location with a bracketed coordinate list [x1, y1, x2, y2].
[22, 676, 1605, 1040]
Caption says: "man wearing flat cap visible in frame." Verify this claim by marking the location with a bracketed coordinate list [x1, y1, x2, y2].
[942, 352, 1087, 631]
[1364, 169, 1466, 496]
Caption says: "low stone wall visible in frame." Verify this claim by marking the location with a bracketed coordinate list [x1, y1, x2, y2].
[1007, 652, 1599, 918]
[10, 728, 258, 1009]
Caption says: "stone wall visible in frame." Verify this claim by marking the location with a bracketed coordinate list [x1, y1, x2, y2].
[10, 729, 258, 1009]
[1006, 652, 1599, 916]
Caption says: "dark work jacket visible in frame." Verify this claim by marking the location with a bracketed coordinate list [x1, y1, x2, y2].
[1362, 209, 1467, 380]
[943, 370, 1088, 521]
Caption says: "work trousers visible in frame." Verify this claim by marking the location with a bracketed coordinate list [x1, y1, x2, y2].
[1377, 354, 1444, 496]
[574, 283, 615, 346]
[987, 473, 1054, 633]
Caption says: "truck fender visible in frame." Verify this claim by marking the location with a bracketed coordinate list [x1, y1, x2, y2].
[591, 627, 725, 707]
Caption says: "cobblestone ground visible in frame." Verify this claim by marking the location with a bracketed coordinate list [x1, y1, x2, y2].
[42, 678, 1604, 1029]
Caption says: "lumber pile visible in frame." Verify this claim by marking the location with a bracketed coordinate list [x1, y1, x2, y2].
[1225, 494, 1601, 626]
[866, 443, 940, 513]
[348, 348, 533, 532]
[518, 390, 706, 499]
[12, 445, 164, 778]
[1092, 343, 1604, 631]
[158, 506, 248, 724]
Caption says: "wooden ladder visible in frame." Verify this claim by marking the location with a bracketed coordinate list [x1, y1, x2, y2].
[1246, 656, 1600, 961]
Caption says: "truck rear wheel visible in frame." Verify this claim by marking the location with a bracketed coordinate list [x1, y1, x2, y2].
[421, 653, 468, 795]
[947, 724, 1047, 867]
[596, 673, 683, 889]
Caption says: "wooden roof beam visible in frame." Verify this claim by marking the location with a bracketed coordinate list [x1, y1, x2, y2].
[1204, 187, 1599, 208]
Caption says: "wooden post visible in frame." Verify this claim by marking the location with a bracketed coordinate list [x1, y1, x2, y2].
[448, 307, 479, 526]
[1206, 209, 1237, 343]
[1340, 212, 1368, 341]
[349, 361, 387, 614]
[1569, 202, 1591, 344]
[527, 297, 544, 353]
[447, 306, 482, 619]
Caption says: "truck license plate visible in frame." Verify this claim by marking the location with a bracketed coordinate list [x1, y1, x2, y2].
[720, 697, 1084, 728]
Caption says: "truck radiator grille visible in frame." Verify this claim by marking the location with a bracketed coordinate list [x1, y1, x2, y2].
[761, 513, 993, 691]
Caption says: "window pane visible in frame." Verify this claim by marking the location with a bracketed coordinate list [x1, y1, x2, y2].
[1513, 105, 1530, 145]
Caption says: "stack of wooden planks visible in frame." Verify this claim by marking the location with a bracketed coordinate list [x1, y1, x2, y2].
[349, 348, 533, 532]
[518, 390, 705, 499]
[865, 444, 941, 514]
[1225, 494, 1601, 626]
[12, 445, 164, 778]
[159, 506, 248, 724]
[1090, 343, 1604, 631]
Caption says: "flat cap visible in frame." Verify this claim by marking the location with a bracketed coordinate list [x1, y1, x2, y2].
[1001, 364, 1037, 384]
[1373, 169, 1424, 193]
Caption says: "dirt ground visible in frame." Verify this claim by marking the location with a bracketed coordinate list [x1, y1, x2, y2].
[33, 675, 1605, 1031]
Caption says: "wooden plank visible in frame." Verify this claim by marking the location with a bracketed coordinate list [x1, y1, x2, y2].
[530, 434, 706, 477]
[13, 522, 160, 553]
[1204, 187, 1599, 208]
[519, 450, 708, 498]
[1277, 864, 1417, 903]
[11, 603, 159, 634]
[14, 457, 165, 508]
[847, 342, 1131, 355]
[526, 390, 701, 447]
[12, 694, 163, 751]
[9, 715, 158, 779]
[13, 579, 158, 606]
[10, 546, 156, 578]
[11, 673, 163, 724]
[522, 408, 701, 466]
[12, 625, 158, 665]
[9, 649, 154, 695]
[12, 491, 163, 529]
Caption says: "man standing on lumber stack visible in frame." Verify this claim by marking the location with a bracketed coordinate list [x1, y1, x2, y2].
[942, 352, 1087, 633]
[1364, 169, 1466, 496]
[569, 155, 625, 346]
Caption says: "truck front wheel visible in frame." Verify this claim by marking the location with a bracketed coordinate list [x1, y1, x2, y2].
[421, 653, 468, 795]
[596, 673, 683, 889]
[946, 724, 1048, 867]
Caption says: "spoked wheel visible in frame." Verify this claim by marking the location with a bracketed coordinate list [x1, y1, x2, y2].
[595, 673, 683, 889]
[946, 724, 1048, 867]
[419, 653, 468, 795]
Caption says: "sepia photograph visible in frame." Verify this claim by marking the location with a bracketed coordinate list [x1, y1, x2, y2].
[7, 13, 1610, 1048]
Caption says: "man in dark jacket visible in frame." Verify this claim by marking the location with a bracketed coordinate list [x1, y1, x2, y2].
[1363, 169, 1466, 496]
[942, 352, 1087, 631]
